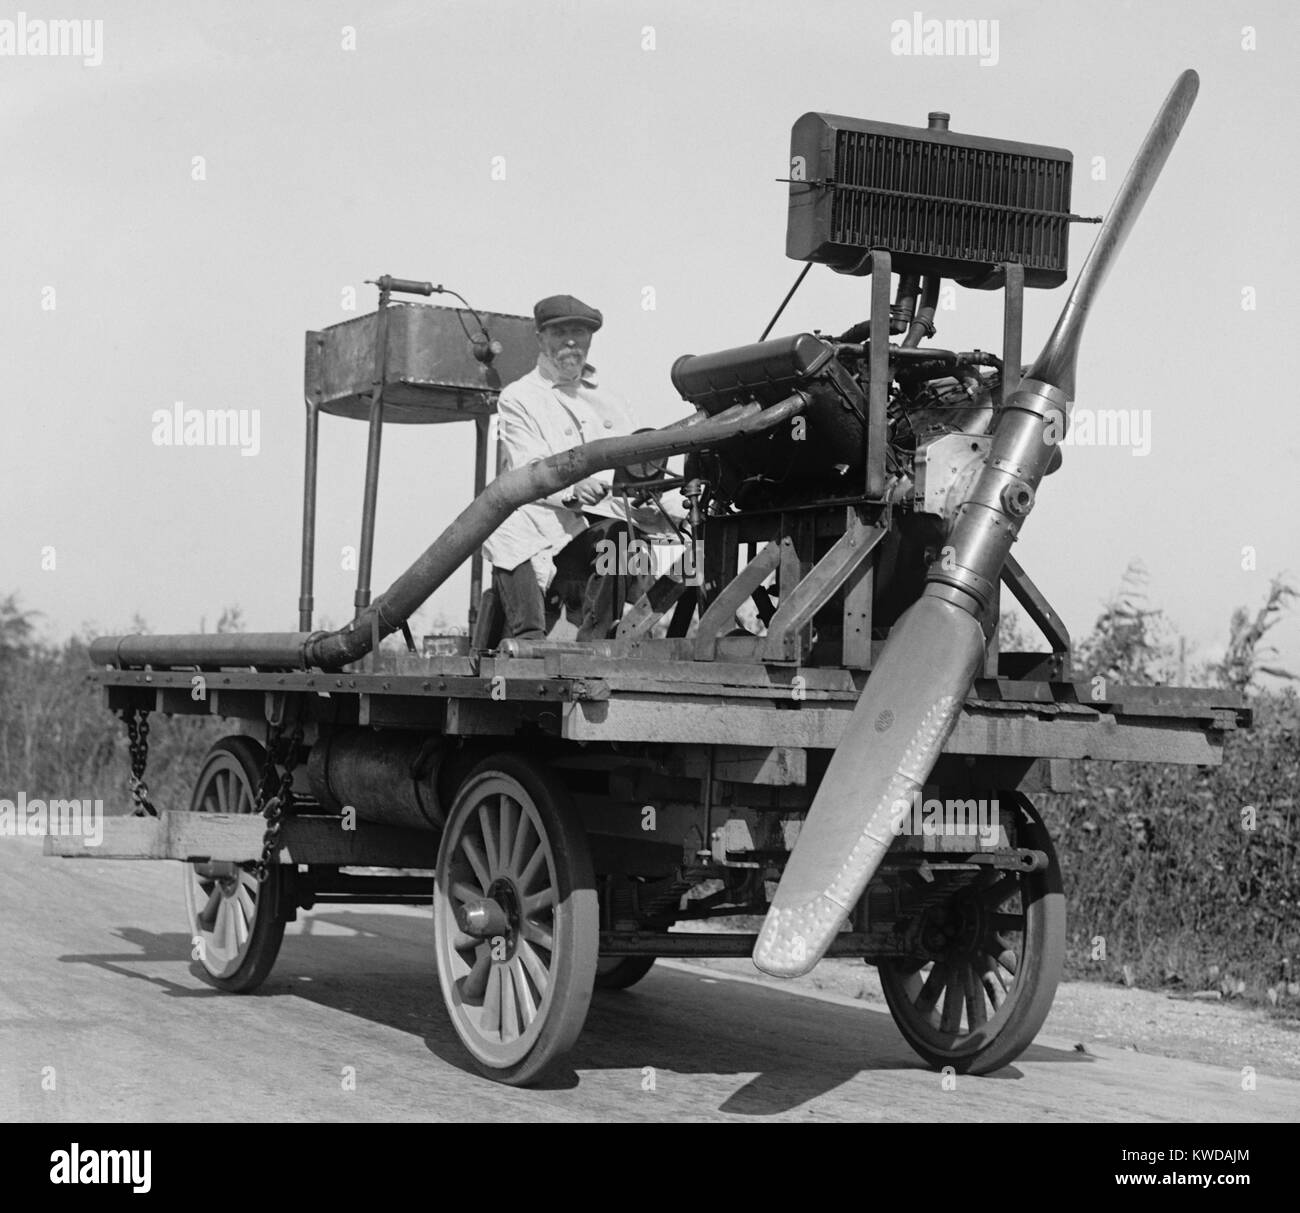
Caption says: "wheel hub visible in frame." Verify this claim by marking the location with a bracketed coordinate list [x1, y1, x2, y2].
[486, 878, 522, 958]
[456, 879, 522, 956]
[919, 892, 985, 958]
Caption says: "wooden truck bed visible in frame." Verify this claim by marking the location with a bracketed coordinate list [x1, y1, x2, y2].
[91, 653, 1249, 767]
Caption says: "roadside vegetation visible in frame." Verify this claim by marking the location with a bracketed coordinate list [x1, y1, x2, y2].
[1019, 566, 1298, 1009]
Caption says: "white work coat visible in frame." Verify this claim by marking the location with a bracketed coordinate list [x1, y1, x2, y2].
[483, 361, 636, 581]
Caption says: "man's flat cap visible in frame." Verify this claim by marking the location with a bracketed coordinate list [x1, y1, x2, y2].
[534, 294, 603, 332]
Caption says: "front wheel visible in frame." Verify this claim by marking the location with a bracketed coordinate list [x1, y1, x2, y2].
[878, 791, 1066, 1075]
[432, 754, 598, 1085]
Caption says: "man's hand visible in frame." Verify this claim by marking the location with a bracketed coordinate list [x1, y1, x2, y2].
[562, 477, 610, 508]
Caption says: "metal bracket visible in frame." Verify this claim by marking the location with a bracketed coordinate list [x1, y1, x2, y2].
[762, 517, 887, 661]
[264, 691, 288, 728]
[1000, 553, 1071, 676]
[1000, 261, 1025, 404]
[866, 249, 891, 500]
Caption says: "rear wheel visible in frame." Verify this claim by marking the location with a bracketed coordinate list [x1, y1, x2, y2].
[433, 754, 598, 1085]
[878, 791, 1065, 1075]
[183, 736, 288, 993]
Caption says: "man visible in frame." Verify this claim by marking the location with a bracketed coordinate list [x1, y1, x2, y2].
[484, 293, 656, 641]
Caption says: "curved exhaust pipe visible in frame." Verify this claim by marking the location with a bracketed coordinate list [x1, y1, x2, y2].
[753, 69, 1200, 977]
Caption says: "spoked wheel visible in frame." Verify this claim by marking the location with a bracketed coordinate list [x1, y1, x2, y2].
[183, 735, 288, 993]
[595, 956, 656, 990]
[433, 753, 598, 1085]
[878, 791, 1066, 1075]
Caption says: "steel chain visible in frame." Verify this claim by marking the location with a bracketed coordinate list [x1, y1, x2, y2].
[124, 708, 159, 818]
[252, 718, 303, 883]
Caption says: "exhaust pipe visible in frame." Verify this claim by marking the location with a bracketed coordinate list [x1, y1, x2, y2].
[754, 69, 1200, 977]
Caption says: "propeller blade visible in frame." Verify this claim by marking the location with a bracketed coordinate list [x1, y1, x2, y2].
[754, 596, 985, 975]
[1033, 68, 1199, 398]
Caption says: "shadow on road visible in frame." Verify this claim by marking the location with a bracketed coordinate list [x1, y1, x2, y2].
[59, 926, 228, 998]
[58, 909, 1088, 1116]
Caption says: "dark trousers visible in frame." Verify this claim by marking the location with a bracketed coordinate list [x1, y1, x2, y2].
[493, 519, 653, 643]
[491, 560, 548, 641]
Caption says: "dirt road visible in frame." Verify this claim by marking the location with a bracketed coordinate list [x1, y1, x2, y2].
[2, 835, 1295, 1122]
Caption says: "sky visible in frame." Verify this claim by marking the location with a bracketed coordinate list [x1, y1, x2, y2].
[2, 0, 1297, 675]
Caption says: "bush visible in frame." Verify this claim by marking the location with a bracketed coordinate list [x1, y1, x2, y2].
[0, 597, 233, 816]
[1046, 689, 1299, 995]
[1038, 569, 1299, 999]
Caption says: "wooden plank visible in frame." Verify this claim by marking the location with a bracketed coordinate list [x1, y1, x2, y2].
[585, 677, 854, 701]
[563, 696, 1228, 763]
[714, 745, 806, 785]
[44, 812, 441, 866]
[44, 812, 265, 860]
[974, 678, 1247, 719]
[552, 654, 859, 692]
[95, 659, 1247, 734]
[570, 795, 701, 844]
[929, 755, 1075, 793]
[842, 558, 874, 670]
[445, 698, 557, 735]
[668, 745, 808, 786]
[95, 666, 575, 702]
[157, 687, 210, 716]
[95, 662, 1245, 710]
[364, 696, 447, 728]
